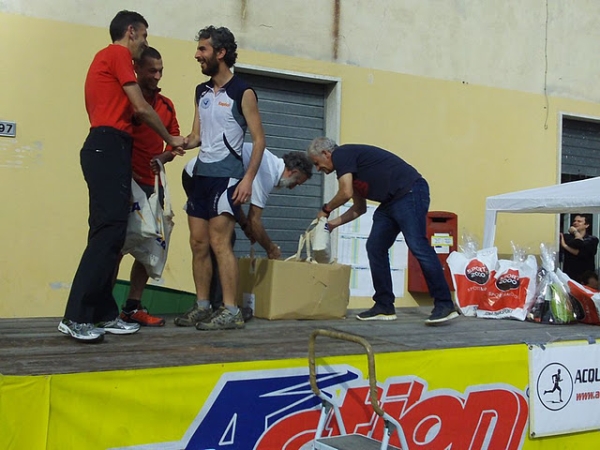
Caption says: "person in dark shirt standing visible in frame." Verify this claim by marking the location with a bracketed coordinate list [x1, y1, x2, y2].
[307, 137, 459, 325]
[59, 11, 185, 343]
[560, 214, 599, 283]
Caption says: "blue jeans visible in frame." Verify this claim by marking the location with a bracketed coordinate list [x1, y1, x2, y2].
[366, 178, 453, 311]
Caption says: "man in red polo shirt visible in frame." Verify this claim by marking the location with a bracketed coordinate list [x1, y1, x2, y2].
[58, 11, 185, 343]
[119, 46, 180, 327]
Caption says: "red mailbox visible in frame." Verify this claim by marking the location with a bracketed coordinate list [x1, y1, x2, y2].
[408, 211, 457, 293]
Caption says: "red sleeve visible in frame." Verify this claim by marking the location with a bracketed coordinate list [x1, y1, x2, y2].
[164, 98, 180, 151]
[166, 98, 180, 137]
[111, 47, 137, 87]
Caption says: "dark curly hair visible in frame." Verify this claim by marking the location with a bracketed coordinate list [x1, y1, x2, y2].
[195, 26, 238, 67]
[283, 152, 313, 179]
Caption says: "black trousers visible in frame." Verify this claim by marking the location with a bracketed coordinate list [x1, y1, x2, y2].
[64, 127, 132, 323]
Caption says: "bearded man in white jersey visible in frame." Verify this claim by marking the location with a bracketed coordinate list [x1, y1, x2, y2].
[178, 26, 266, 330]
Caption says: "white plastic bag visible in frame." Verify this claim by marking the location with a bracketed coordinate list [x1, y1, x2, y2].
[122, 163, 174, 279]
[125, 180, 162, 247]
[477, 242, 537, 321]
[448, 246, 498, 317]
[286, 218, 330, 264]
[447, 231, 497, 316]
[527, 243, 576, 324]
[309, 217, 331, 263]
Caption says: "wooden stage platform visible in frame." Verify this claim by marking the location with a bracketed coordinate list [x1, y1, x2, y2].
[2, 307, 600, 376]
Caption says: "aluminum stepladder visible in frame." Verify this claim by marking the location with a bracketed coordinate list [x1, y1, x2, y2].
[309, 329, 409, 450]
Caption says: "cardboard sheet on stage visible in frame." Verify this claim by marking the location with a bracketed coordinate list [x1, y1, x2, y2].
[237, 257, 351, 320]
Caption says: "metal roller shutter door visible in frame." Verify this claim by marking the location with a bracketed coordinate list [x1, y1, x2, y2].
[235, 72, 326, 259]
[562, 118, 600, 182]
[560, 118, 600, 262]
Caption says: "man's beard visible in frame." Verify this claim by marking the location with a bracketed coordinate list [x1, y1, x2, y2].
[201, 56, 219, 77]
[277, 176, 294, 188]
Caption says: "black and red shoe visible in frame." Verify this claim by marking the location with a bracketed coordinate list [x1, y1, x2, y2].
[120, 307, 165, 327]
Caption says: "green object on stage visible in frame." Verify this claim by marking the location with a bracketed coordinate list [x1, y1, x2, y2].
[113, 280, 195, 314]
[549, 283, 574, 324]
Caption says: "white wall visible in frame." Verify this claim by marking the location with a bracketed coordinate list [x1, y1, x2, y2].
[2, 0, 600, 101]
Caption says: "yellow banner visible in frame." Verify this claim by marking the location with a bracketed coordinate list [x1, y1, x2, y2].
[0, 374, 50, 449]
[2, 345, 599, 449]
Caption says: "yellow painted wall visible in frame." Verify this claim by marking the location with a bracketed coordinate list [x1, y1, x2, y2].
[3, 13, 600, 317]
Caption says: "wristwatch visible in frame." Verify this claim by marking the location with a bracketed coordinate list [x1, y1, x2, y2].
[321, 203, 332, 217]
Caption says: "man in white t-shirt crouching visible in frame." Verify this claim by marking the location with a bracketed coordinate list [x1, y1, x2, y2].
[178, 143, 313, 325]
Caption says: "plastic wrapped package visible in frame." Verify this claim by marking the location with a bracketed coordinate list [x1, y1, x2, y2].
[556, 269, 600, 324]
[527, 243, 577, 324]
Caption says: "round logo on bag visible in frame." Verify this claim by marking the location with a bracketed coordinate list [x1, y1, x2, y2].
[465, 259, 490, 285]
[495, 269, 521, 291]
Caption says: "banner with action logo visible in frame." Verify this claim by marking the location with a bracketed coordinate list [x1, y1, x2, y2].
[5, 344, 600, 449]
[529, 339, 600, 437]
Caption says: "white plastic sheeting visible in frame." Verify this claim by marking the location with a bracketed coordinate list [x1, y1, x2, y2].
[483, 177, 600, 247]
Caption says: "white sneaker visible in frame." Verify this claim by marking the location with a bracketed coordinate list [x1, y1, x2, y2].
[58, 319, 105, 343]
[97, 317, 140, 335]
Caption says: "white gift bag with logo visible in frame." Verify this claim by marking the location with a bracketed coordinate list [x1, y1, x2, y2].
[123, 180, 160, 250]
[122, 162, 174, 279]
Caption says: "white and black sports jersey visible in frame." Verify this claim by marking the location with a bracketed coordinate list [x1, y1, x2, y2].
[193, 75, 256, 178]
[184, 142, 284, 209]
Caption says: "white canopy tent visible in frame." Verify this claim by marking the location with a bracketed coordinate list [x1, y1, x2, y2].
[483, 177, 600, 248]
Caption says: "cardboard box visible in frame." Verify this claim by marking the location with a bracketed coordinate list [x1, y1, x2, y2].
[237, 257, 351, 320]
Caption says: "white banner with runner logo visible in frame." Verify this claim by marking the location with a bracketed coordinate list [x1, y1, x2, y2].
[528, 340, 600, 437]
